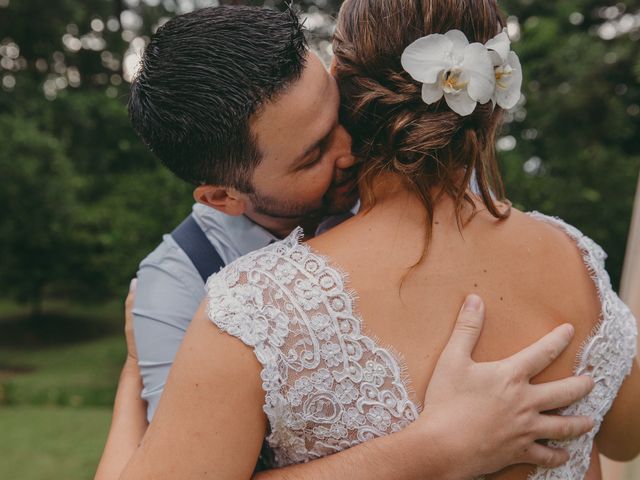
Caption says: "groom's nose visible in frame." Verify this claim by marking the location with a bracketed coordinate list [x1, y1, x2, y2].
[336, 151, 356, 171]
[334, 125, 355, 170]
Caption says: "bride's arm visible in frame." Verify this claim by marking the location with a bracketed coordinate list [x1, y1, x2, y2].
[119, 301, 268, 479]
[94, 357, 148, 480]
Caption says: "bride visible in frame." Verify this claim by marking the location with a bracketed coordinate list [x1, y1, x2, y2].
[115, 0, 638, 478]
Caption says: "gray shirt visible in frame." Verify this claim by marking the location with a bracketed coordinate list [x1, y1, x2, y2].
[133, 203, 354, 421]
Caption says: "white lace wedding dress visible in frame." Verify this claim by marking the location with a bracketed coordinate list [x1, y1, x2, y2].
[205, 212, 637, 479]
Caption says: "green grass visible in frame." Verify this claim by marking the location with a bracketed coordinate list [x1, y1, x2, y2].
[0, 335, 125, 407]
[0, 298, 123, 324]
[0, 406, 113, 480]
[0, 297, 126, 407]
[0, 298, 125, 478]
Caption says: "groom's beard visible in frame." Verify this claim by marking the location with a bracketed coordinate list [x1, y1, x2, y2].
[249, 192, 325, 219]
[249, 171, 360, 220]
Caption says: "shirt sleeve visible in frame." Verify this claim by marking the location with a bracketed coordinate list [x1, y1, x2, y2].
[132, 234, 205, 422]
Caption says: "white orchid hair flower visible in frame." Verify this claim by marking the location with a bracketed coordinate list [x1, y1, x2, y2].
[401, 29, 522, 116]
[485, 30, 523, 110]
[485, 30, 511, 66]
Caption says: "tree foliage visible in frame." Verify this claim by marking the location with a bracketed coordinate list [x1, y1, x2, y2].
[0, 0, 637, 310]
[0, 116, 77, 312]
[499, 0, 640, 287]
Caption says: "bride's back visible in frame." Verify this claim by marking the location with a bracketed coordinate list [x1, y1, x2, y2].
[297, 1, 636, 476]
[307, 184, 603, 478]
[206, 176, 634, 476]
[326, 2, 630, 474]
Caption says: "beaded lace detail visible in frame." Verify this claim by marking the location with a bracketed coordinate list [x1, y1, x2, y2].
[205, 212, 637, 475]
[206, 229, 419, 466]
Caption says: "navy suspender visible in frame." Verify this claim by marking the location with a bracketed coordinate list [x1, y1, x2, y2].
[171, 215, 225, 282]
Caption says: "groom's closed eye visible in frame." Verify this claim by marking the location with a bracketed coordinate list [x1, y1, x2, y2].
[293, 123, 339, 172]
[299, 147, 323, 170]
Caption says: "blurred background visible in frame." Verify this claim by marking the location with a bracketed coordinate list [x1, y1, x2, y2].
[0, 0, 638, 478]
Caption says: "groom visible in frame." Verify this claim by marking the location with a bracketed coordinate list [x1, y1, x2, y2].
[101, 5, 595, 478]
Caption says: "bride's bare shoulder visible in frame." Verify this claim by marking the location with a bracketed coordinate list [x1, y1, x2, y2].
[489, 207, 602, 322]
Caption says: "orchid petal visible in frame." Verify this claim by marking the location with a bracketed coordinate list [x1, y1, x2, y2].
[444, 29, 470, 61]
[488, 50, 503, 67]
[422, 82, 444, 104]
[461, 43, 495, 103]
[401, 34, 453, 84]
[495, 51, 523, 109]
[485, 31, 511, 65]
[444, 89, 477, 116]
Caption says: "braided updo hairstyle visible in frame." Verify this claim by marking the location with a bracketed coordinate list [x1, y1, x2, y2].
[333, 0, 511, 243]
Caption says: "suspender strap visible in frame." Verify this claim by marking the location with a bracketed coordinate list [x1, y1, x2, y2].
[171, 214, 225, 282]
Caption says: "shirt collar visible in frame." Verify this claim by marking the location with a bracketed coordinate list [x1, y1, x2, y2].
[192, 203, 277, 258]
[192, 199, 360, 255]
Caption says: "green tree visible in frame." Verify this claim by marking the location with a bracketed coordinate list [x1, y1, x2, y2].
[0, 116, 78, 314]
[0, 0, 637, 308]
[0, 0, 195, 305]
[499, 0, 640, 288]
[0, 0, 341, 306]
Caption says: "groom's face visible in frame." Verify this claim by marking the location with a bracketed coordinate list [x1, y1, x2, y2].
[244, 52, 359, 220]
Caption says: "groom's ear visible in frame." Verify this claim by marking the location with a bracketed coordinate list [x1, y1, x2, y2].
[193, 185, 247, 216]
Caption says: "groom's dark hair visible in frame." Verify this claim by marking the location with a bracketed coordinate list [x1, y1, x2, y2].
[129, 6, 307, 191]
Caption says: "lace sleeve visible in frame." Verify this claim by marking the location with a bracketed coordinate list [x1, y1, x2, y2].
[527, 212, 638, 480]
[205, 254, 289, 392]
[204, 232, 420, 467]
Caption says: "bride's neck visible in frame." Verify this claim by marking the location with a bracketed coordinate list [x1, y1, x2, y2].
[358, 170, 474, 226]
